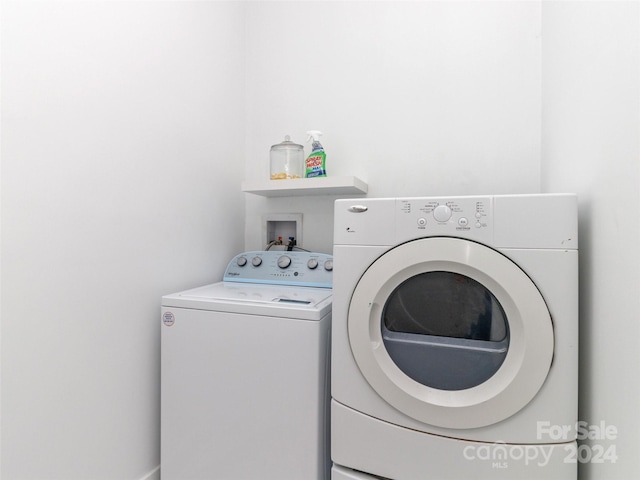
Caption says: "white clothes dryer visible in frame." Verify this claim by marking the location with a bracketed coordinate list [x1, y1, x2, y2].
[161, 250, 333, 480]
[331, 194, 578, 480]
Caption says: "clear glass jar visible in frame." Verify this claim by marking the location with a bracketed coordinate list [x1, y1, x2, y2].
[270, 136, 304, 180]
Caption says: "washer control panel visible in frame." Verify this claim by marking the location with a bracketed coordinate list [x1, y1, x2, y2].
[224, 251, 333, 288]
[395, 196, 493, 244]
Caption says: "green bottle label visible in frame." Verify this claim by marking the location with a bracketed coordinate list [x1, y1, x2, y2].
[305, 151, 326, 178]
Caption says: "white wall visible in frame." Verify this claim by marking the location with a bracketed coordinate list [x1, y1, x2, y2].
[1, 2, 245, 479]
[2, 2, 638, 480]
[244, 1, 542, 252]
[541, 2, 640, 479]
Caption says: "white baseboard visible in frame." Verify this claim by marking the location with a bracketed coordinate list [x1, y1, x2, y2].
[138, 465, 160, 480]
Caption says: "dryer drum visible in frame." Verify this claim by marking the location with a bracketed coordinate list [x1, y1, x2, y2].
[382, 271, 510, 391]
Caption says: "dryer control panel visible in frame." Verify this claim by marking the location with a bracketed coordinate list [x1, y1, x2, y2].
[395, 196, 493, 244]
[335, 194, 577, 249]
[223, 251, 333, 288]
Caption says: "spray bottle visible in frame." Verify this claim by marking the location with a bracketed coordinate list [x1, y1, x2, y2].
[304, 130, 327, 178]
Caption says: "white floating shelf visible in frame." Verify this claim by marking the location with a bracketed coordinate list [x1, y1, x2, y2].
[241, 176, 368, 197]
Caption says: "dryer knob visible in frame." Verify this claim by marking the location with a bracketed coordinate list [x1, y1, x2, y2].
[252, 256, 262, 267]
[433, 204, 452, 223]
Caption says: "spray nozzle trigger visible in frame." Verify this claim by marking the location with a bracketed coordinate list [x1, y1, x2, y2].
[306, 130, 323, 143]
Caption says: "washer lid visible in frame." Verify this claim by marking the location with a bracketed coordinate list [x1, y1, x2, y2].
[162, 282, 332, 320]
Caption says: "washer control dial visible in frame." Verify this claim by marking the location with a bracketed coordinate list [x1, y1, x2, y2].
[307, 258, 319, 270]
[278, 255, 292, 269]
[236, 256, 247, 267]
[324, 260, 334, 271]
[433, 204, 452, 223]
[251, 256, 262, 267]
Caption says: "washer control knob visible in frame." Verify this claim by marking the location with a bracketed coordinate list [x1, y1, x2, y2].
[307, 258, 319, 270]
[236, 256, 247, 267]
[278, 255, 292, 269]
[251, 256, 262, 267]
[324, 260, 334, 271]
[433, 204, 452, 223]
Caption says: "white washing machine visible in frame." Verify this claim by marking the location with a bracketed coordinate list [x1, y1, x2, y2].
[331, 194, 578, 480]
[161, 250, 333, 480]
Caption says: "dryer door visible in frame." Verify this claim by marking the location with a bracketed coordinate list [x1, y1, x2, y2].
[348, 237, 553, 429]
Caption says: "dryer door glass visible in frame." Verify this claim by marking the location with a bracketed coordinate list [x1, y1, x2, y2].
[382, 271, 509, 390]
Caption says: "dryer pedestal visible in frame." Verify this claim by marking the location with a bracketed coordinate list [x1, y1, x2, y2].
[332, 400, 576, 480]
[332, 464, 379, 480]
